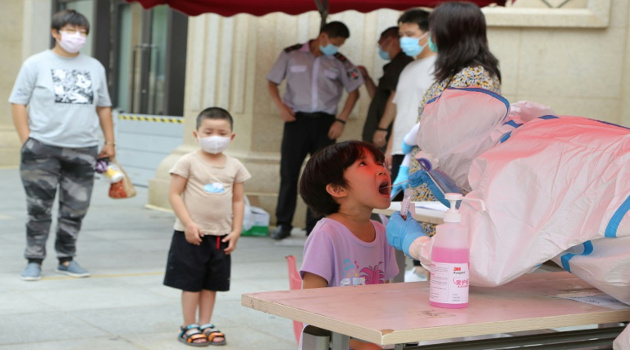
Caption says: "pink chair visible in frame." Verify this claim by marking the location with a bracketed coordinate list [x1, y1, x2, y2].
[285, 255, 304, 344]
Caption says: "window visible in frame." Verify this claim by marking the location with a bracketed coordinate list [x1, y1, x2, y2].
[54, 0, 188, 116]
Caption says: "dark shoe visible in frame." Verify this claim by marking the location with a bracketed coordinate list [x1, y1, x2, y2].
[272, 224, 292, 240]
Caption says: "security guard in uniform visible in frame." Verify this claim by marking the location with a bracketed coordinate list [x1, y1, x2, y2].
[267, 21, 364, 240]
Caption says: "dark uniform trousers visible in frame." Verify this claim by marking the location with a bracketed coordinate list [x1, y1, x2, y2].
[276, 112, 335, 233]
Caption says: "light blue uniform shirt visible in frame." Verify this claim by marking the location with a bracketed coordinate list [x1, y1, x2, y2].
[266, 42, 364, 116]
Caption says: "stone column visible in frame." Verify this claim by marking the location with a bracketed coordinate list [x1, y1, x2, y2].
[149, 3, 630, 229]
[147, 10, 396, 229]
[0, 0, 51, 167]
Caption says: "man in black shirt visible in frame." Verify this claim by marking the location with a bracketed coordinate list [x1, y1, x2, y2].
[358, 27, 413, 152]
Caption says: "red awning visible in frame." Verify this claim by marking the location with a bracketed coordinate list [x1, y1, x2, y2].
[126, 0, 506, 17]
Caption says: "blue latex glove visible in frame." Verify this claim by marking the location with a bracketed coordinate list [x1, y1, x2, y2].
[401, 140, 413, 155]
[408, 169, 450, 207]
[391, 165, 409, 199]
[386, 211, 426, 257]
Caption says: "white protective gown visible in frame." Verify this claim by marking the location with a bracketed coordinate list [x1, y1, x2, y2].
[413, 87, 630, 348]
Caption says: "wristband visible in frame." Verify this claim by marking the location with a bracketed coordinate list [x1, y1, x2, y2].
[335, 118, 346, 125]
[105, 141, 116, 146]
[376, 127, 388, 132]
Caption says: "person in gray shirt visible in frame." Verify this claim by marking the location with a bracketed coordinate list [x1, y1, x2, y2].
[9, 9, 114, 281]
[267, 21, 364, 240]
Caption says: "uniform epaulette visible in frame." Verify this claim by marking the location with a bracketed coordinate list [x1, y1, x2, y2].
[333, 52, 347, 62]
[284, 43, 302, 53]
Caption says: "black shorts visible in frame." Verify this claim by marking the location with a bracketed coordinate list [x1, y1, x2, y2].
[163, 230, 231, 292]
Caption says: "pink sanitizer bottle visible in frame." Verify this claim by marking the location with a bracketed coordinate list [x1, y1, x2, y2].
[429, 193, 470, 309]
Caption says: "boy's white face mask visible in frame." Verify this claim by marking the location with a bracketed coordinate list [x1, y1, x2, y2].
[198, 135, 231, 154]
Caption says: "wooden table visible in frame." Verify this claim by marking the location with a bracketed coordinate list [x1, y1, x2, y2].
[242, 272, 630, 349]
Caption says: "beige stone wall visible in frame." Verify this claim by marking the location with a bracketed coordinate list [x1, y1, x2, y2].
[486, 0, 628, 125]
[148, 10, 406, 225]
[0, 0, 25, 167]
[4, 1, 629, 229]
[0, 0, 51, 167]
[149, 1, 629, 229]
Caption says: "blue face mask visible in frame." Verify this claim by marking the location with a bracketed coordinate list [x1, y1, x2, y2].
[399, 32, 428, 58]
[320, 43, 339, 56]
[428, 35, 438, 53]
[378, 47, 390, 60]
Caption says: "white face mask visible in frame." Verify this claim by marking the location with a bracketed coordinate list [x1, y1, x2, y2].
[198, 135, 231, 154]
[58, 31, 86, 54]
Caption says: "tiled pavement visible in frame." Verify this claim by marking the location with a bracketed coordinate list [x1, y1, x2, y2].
[0, 167, 306, 350]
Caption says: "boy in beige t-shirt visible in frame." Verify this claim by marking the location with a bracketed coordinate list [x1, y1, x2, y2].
[164, 107, 251, 346]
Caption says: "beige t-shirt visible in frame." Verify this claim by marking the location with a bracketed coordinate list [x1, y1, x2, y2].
[170, 151, 251, 235]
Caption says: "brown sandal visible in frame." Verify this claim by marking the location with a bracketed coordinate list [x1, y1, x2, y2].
[178, 324, 209, 347]
[199, 324, 226, 346]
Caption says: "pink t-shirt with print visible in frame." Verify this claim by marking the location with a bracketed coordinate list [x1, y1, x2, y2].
[300, 218, 399, 286]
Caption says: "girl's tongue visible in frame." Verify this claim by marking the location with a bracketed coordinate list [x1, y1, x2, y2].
[379, 182, 390, 195]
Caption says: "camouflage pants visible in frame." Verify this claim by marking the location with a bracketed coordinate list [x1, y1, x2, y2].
[20, 138, 97, 261]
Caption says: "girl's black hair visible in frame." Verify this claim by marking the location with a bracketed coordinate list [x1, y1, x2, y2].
[299, 141, 385, 217]
[430, 1, 501, 82]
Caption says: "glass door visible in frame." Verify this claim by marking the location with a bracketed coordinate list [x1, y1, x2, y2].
[115, 2, 186, 115]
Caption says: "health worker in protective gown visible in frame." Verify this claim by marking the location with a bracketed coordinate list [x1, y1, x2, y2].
[386, 86, 630, 348]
